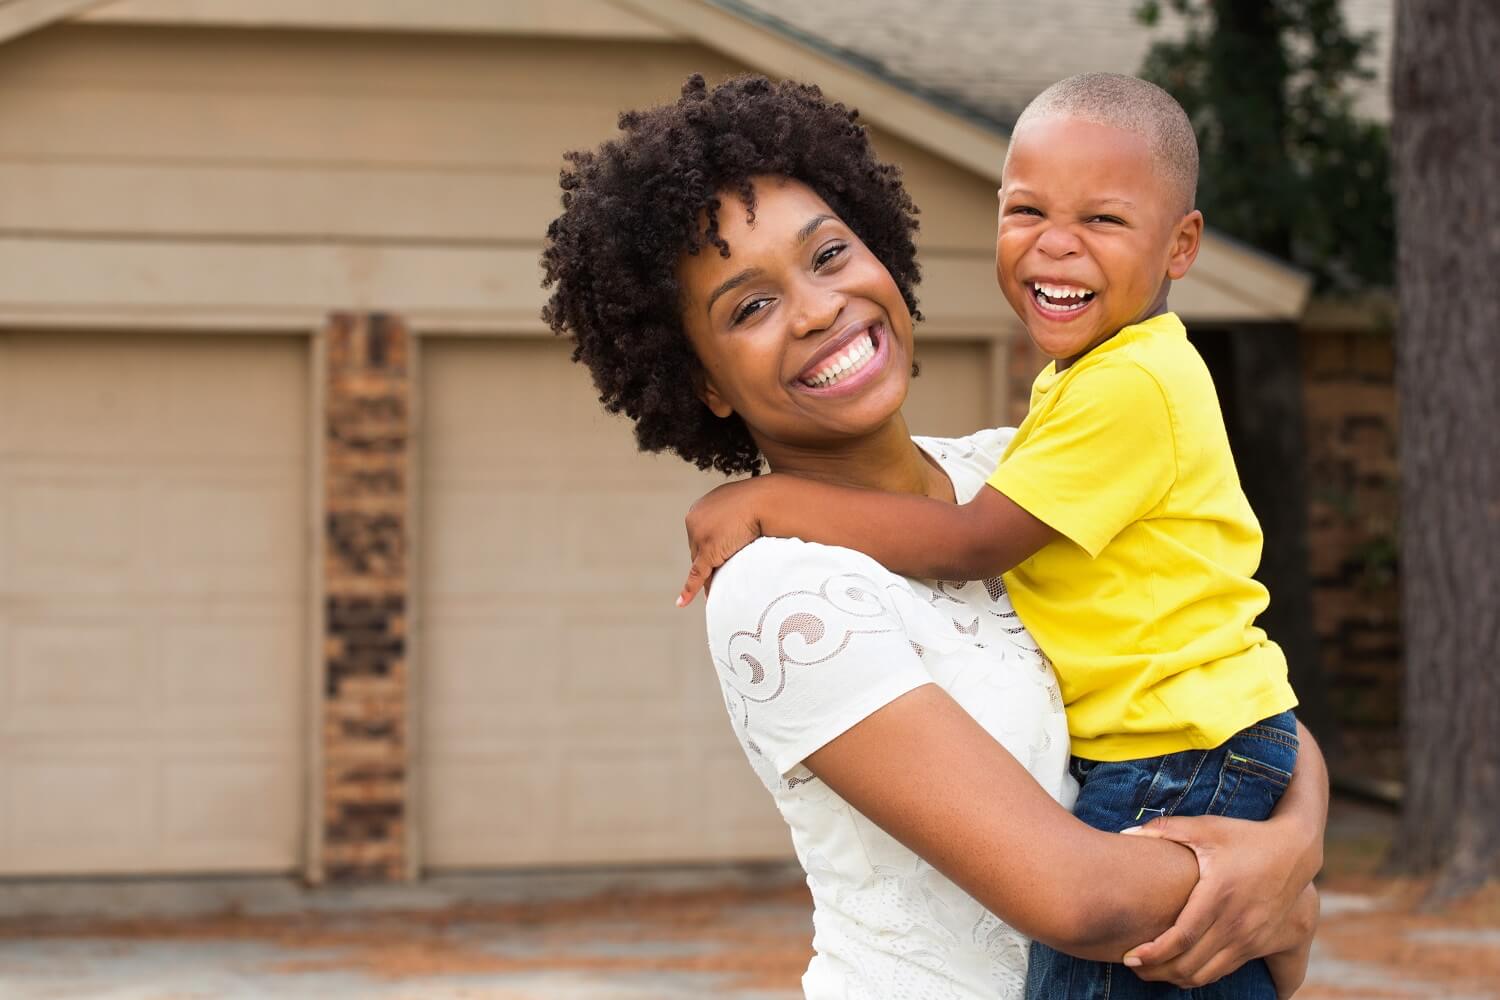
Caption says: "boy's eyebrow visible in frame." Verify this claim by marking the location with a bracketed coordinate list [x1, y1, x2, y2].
[706, 268, 764, 317]
[1001, 189, 1138, 211]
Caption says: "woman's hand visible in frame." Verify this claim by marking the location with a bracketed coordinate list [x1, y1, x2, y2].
[1117, 812, 1322, 991]
[678, 477, 776, 606]
[1266, 886, 1319, 999]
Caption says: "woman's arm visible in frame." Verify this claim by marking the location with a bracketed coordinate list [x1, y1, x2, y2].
[1120, 720, 1329, 991]
[803, 682, 1198, 959]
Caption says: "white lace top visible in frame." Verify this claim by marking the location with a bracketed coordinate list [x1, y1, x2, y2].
[705, 427, 1077, 1000]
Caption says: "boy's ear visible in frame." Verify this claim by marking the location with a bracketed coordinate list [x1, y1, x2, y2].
[1166, 209, 1204, 280]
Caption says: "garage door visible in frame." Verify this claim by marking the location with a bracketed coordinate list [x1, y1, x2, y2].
[417, 336, 993, 868]
[0, 333, 308, 876]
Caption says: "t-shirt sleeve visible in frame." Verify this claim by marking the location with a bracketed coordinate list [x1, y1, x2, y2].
[987, 360, 1176, 558]
[704, 538, 933, 777]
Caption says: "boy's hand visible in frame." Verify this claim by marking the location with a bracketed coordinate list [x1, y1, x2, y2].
[1118, 814, 1319, 989]
[678, 477, 774, 606]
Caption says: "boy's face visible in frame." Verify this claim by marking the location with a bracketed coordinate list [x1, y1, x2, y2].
[996, 116, 1203, 369]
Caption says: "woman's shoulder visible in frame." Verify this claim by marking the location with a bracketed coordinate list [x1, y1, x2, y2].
[912, 425, 1018, 496]
[705, 538, 909, 628]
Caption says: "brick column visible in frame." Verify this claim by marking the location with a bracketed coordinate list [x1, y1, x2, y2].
[319, 312, 412, 881]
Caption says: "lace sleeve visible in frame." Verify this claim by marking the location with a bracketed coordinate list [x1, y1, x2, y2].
[705, 538, 932, 778]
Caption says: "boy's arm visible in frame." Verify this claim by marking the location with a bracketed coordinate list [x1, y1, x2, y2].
[679, 473, 1055, 605]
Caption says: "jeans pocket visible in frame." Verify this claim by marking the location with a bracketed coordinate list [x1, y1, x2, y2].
[1207, 714, 1299, 820]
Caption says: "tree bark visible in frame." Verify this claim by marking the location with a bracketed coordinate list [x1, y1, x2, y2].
[1389, 0, 1500, 900]
[1228, 325, 1341, 751]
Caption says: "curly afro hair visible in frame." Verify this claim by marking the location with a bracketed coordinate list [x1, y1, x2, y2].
[540, 73, 922, 477]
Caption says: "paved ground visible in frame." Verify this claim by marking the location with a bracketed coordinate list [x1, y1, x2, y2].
[0, 801, 1495, 999]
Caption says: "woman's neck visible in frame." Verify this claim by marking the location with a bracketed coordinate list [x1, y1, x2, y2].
[755, 413, 955, 503]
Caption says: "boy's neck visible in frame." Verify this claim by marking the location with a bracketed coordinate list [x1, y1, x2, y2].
[1052, 291, 1172, 372]
[758, 415, 955, 503]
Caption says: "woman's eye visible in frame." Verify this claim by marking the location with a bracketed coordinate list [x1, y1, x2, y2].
[732, 297, 770, 325]
[813, 242, 847, 270]
[1008, 206, 1041, 217]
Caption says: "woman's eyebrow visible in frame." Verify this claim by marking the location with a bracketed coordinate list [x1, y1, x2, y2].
[796, 214, 835, 245]
[706, 268, 763, 317]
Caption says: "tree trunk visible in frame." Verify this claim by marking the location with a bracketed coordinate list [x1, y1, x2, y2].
[1389, 0, 1500, 900]
[1228, 325, 1342, 752]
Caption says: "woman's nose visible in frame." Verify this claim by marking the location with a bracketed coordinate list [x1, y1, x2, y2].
[790, 287, 845, 338]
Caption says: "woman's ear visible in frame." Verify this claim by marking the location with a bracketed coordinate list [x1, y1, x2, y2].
[695, 369, 735, 419]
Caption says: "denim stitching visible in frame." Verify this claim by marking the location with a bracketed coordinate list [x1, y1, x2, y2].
[1162, 750, 1210, 816]
[1226, 753, 1293, 787]
[1205, 755, 1233, 816]
[1213, 766, 1244, 817]
[1243, 724, 1300, 751]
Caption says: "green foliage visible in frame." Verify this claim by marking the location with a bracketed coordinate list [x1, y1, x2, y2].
[1136, 0, 1394, 292]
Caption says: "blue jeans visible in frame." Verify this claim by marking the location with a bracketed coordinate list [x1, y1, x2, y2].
[1025, 711, 1299, 1000]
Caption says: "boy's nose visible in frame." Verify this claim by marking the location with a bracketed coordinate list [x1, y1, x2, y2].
[1035, 226, 1083, 258]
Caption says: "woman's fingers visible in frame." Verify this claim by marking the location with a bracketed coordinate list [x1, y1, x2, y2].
[1122, 887, 1212, 967]
[677, 553, 714, 607]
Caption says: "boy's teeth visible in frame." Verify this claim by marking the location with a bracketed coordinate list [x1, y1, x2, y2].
[1032, 282, 1096, 310]
[804, 331, 876, 387]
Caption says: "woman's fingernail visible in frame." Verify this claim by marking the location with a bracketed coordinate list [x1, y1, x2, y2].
[1123, 956, 1142, 968]
[1119, 826, 1143, 835]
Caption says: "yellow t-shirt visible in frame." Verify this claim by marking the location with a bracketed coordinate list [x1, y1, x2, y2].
[987, 312, 1297, 761]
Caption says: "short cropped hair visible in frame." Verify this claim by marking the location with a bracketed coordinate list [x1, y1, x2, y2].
[1008, 73, 1199, 213]
[540, 74, 921, 477]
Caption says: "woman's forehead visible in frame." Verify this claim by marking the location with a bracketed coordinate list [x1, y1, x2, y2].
[677, 179, 843, 304]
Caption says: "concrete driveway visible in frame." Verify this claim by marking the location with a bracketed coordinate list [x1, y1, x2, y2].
[0, 803, 1496, 999]
[0, 864, 811, 1000]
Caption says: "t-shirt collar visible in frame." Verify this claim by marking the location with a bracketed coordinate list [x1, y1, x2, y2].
[1031, 311, 1185, 397]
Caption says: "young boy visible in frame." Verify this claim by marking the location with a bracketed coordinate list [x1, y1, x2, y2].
[677, 73, 1300, 999]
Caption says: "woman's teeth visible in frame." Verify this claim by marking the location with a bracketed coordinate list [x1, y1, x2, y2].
[1032, 283, 1096, 311]
[802, 331, 876, 388]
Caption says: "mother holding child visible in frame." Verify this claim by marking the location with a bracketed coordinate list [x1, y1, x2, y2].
[543, 72, 1325, 1000]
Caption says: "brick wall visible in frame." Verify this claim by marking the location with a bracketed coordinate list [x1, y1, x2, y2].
[320, 313, 412, 880]
[1302, 326, 1402, 778]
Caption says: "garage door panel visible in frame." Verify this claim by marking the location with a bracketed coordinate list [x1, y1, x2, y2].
[7, 622, 146, 729]
[154, 477, 304, 595]
[0, 332, 307, 876]
[8, 478, 136, 591]
[162, 621, 304, 721]
[420, 338, 785, 868]
[7, 754, 152, 854]
[162, 757, 295, 847]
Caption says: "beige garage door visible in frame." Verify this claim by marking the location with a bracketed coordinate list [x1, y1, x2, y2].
[0, 333, 308, 876]
[417, 335, 993, 869]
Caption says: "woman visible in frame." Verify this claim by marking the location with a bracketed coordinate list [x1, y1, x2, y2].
[542, 75, 1325, 999]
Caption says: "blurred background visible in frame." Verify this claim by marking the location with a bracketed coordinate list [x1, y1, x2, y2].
[0, 1, 1493, 998]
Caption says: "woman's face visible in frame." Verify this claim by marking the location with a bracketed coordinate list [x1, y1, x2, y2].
[677, 176, 915, 459]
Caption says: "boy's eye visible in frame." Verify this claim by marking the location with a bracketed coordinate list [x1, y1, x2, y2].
[813, 242, 847, 270]
[1089, 215, 1125, 225]
[1007, 206, 1042, 217]
[731, 297, 771, 325]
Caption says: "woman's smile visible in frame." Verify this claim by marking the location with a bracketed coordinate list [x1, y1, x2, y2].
[795, 321, 889, 393]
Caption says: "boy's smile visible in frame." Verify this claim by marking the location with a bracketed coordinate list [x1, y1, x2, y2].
[996, 117, 1202, 369]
